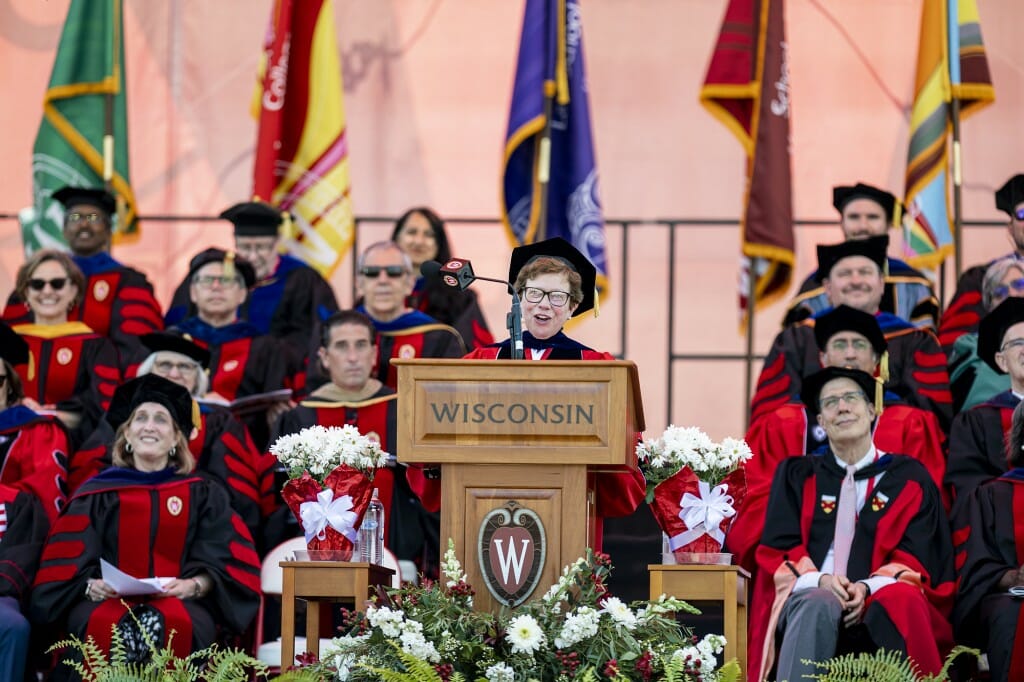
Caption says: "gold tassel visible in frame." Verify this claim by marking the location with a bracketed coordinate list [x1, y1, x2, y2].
[223, 251, 236, 281]
[874, 377, 885, 416]
[190, 399, 202, 432]
[280, 210, 294, 240]
[892, 199, 904, 229]
[593, 287, 600, 318]
[879, 351, 890, 383]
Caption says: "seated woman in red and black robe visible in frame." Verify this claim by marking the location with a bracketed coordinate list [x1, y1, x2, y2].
[8, 249, 120, 446]
[29, 375, 260, 678]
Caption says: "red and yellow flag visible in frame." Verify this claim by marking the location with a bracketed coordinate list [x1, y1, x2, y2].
[252, 0, 353, 277]
[700, 0, 794, 323]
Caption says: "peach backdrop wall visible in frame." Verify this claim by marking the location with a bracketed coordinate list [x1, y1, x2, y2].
[1, 0, 1022, 439]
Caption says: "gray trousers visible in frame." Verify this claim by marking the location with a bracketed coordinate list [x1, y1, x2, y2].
[774, 587, 843, 682]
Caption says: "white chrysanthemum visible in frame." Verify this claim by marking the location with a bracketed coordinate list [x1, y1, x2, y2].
[554, 606, 600, 648]
[600, 596, 637, 630]
[366, 605, 405, 638]
[719, 436, 753, 466]
[485, 662, 515, 682]
[441, 539, 466, 587]
[506, 614, 546, 655]
[399, 628, 441, 663]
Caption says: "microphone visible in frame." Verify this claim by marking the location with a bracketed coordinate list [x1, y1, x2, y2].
[420, 258, 525, 359]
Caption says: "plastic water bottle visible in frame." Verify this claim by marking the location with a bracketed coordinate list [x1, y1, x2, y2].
[359, 488, 384, 565]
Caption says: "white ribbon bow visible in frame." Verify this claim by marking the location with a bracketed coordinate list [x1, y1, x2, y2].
[669, 480, 736, 550]
[299, 489, 359, 544]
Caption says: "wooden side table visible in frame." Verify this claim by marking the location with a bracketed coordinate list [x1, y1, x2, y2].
[280, 560, 395, 668]
[648, 564, 750, 676]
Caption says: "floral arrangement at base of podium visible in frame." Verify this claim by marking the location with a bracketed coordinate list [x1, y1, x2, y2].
[270, 424, 389, 560]
[637, 426, 752, 564]
[301, 540, 740, 682]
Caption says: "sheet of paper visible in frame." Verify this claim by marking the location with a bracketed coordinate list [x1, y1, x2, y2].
[100, 559, 175, 596]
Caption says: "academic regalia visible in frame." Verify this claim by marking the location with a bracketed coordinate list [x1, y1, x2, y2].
[355, 307, 466, 389]
[952, 470, 1024, 682]
[937, 264, 991, 355]
[71, 404, 275, 553]
[783, 257, 939, 330]
[272, 385, 440, 575]
[464, 330, 616, 361]
[165, 253, 338, 360]
[728, 396, 948, 572]
[3, 253, 164, 372]
[29, 468, 261, 665]
[172, 316, 302, 448]
[948, 332, 1011, 413]
[751, 311, 953, 431]
[0, 405, 70, 521]
[0, 488, 48, 682]
[408, 278, 494, 351]
[751, 453, 955, 682]
[12, 322, 121, 444]
[945, 390, 1018, 513]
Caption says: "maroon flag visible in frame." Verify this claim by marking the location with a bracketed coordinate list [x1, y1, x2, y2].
[700, 0, 794, 323]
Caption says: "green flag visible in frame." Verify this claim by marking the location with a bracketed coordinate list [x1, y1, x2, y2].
[22, 0, 137, 254]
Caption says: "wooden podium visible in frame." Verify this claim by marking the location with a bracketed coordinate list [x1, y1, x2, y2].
[394, 359, 644, 612]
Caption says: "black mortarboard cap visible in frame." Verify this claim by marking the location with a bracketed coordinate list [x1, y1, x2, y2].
[832, 183, 899, 225]
[140, 331, 211, 368]
[508, 237, 597, 317]
[0, 321, 29, 366]
[815, 235, 889, 283]
[219, 201, 285, 237]
[800, 366, 878, 415]
[52, 186, 117, 216]
[105, 374, 198, 435]
[978, 297, 1024, 373]
[187, 248, 256, 288]
[813, 305, 887, 354]
[995, 175, 1024, 216]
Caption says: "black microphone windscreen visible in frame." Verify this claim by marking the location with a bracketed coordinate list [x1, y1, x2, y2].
[420, 260, 442, 278]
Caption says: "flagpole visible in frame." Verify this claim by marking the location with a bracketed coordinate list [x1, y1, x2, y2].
[744, 260, 756, 431]
[951, 99, 964, 282]
[535, 83, 554, 242]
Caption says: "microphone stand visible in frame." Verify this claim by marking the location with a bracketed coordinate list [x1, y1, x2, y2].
[471, 275, 525, 360]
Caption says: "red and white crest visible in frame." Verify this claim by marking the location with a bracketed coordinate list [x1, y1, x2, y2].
[167, 496, 183, 516]
[871, 491, 889, 512]
[92, 280, 110, 302]
[477, 501, 546, 607]
[56, 348, 73, 365]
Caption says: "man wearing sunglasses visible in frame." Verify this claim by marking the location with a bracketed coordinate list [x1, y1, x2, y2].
[349, 241, 465, 390]
[164, 201, 338, 364]
[938, 174, 1024, 355]
[782, 182, 939, 331]
[2, 186, 163, 372]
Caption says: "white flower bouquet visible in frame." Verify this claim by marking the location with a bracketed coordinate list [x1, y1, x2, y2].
[636, 426, 752, 560]
[270, 425, 391, 557]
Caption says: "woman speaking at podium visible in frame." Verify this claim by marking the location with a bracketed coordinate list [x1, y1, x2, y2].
[409, 237, 646, 548]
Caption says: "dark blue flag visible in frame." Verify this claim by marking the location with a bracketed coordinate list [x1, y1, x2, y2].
[501, 0, 607, 293]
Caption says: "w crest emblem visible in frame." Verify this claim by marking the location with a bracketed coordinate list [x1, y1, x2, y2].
[477, 501, 546, 607]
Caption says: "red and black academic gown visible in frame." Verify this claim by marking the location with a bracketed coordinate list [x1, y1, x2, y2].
[271, 387, 438, 571]
[0, 405, 69, 522]
[783, 258, 939, 330]
[0, 487, 49, 605]
[357, 307, 466, 390]
[751, 311, 953, 431]
[12, 322, 120, 445]
[751, 453, 955, 682]
[408, 332, 648, 551]
[936, 260, 995, 355]
[952, 470, 1024, 682]
[172, 317, 302, 449]
[727, 395, 948, 573]
[408, 278, 495, 351]
[945, 390, 1018, 515]
[4, 253, 164, 373]
[29, 467, 261, 659]
[71, 405, 274, 553]
[165, 254, 338, 362]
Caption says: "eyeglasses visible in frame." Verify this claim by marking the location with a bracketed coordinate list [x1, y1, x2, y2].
[65, 212, 103, 224]
[1000, 338, 1024, 353]
[360, 265, 407, 278]
[819, 390, 867, 411]
[827, 338, 872, 352]
[192, 275, 242, 288]
[1014, 208, 1024, 221]
[521, 287, 571, 307]
[27, 277, 69, 291]
[992, 278, 1024, 301]
[153, 360, 199, 375]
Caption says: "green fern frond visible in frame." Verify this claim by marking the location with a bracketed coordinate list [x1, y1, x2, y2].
[931, 645, 981, 682]
[717, 659, 742, 682]
[806, 648, 921, 682]
[358, 641, 445, 681]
